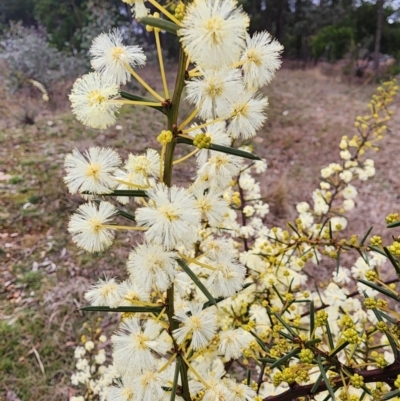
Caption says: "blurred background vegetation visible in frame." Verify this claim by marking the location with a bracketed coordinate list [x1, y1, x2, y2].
[2, 2, 400, 401]
[1, 1, 400, 143]
[2, 1, 400, 61]
[2, 0, 400, 88]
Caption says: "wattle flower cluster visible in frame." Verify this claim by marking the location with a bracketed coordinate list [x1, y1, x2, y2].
[65, 1, 282, 400]
[64, 1, 399, 401]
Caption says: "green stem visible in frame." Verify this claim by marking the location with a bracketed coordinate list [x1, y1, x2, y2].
[164, 48, 188, 324]
[164, 49, 188, 187]
[164, 141, 176, 188]
[167, 284, 176, 330]
[179, 355, 192, 401]
[163, 48, 191, 401]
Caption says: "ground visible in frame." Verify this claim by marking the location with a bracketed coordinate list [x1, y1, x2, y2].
[0, 67, 399, 401]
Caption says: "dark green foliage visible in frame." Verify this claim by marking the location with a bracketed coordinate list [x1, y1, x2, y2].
[1, 0, 400, 62]
[1, 0, 130, 52]
[240, 0, 400, 61]
[33, 0, 88, 50]
[312, 26, 354, 61]
[0, 0, 36, 31]
[353, 2, 400, 56]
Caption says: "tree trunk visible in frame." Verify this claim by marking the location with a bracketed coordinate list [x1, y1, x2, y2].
[373, 0, 385, 75]
[275, 0, 285, 42]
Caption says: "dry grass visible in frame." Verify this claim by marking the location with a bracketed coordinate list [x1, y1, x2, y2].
[0, 66, 399, 400]
[256, 68, 400, 236]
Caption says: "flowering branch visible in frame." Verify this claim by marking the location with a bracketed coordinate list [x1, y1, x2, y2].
[263, 361, 400, 401]
[63, 2, 400, 401]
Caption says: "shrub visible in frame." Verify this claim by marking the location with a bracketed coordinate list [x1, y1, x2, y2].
[312, 25, 354, 61]
[0, 22, 85, 95]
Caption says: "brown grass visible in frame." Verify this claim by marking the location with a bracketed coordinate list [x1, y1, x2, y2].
[255, 68, 400, 237]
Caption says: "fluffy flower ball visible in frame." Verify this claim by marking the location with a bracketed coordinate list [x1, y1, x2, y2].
[179, 0, 249, 69]
[69, 72, 121, 129]
[64, 147, 120, 195]
[135, 183, 201, 250]
[68, 201, 117, 252]
[90, 28, 146, 85]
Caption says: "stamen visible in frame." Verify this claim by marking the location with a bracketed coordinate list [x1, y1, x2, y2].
[178, 108, 199, 131]
[182, 117, 225, 133]
[172, 149, 199, 165]
[114, 99, 163, 107]
[154, 29, 169, 99]
[123, 62, 165, 102]
[103, 225, 148, 231]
